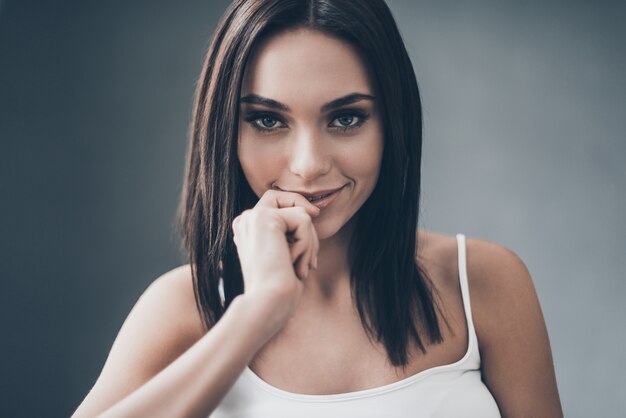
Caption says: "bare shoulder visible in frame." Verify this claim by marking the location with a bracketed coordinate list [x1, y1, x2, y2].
[132, 264, 207, 364]
[72, 265, 206, 417]
[462, 236, 563, 416]
[417, 230, 531, 297]
[107, 263, 206, 374]
[462, 236, 538, 347]
[143, 264, 207, 341]
[420, 232, 562, 415]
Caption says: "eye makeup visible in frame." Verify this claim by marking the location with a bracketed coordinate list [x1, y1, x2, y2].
[242, 111, 287, 133]
[241, 108, 371, 134]
[329, 109, 370, 133]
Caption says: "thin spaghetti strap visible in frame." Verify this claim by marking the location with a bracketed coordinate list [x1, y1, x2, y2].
[218, 277, 225, 306]
[456, 234, 476, 334]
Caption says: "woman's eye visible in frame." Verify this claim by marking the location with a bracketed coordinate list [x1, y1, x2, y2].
[329, 111, 369, 131]
[258, 116, 279, 128]
[244, 113, 286, 132]
[335, 115, 355, 127]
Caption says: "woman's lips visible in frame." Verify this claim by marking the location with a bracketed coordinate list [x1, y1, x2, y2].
[307, 185, 345, 210]
[274, 184, 347, 210]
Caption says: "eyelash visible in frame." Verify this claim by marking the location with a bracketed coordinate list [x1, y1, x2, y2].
[243, 110, 370, 134]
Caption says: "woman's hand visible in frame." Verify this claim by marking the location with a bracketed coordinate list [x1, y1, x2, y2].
[231, 189, 320, 329]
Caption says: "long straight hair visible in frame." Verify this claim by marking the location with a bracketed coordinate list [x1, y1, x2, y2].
[178, 0, 445, 368]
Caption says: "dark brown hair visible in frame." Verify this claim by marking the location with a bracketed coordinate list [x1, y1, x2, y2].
[178, 0, 444, 368]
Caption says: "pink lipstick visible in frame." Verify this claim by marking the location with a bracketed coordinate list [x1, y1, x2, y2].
[300, 185, 345, 210]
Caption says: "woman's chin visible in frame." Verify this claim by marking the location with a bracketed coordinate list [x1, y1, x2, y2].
[313, 216, 356, 243]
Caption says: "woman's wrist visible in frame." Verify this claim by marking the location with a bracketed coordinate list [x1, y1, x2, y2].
[231, 292, 294, 349]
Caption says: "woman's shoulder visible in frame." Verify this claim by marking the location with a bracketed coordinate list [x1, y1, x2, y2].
[418, 230, 533, 296]
[430, 232, 542, 370]
[463, 235, 534, 296]
[79, 265, 206, 406]
[418, 230, 537, 338]
[462, 236, 540, 353]
[146, 264, 207, 340]
[431, 233, 561, 415]
[128, 264, 209, 365]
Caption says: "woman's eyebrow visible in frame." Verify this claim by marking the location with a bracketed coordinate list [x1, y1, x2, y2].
[321, 93, 375, 112]
[239, 92, 375, 112]
[239, 94, 289, 111]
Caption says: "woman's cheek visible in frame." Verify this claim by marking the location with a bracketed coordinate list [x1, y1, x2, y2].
[238, 137, 282, 195]
[344, 133, 383, 179]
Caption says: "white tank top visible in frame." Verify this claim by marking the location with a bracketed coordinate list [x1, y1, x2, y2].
[210, 233, 501, 417]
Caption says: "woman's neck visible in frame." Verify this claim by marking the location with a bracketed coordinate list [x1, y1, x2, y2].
[304, 217, 355, 301]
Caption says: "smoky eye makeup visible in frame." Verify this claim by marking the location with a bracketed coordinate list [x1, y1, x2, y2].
[240, 106, 372, 134]
[328, 108, 370, 132]
[242, 110, 286, 132]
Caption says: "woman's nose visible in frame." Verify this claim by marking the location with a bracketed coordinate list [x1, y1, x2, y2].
[288, 130, 331, 181]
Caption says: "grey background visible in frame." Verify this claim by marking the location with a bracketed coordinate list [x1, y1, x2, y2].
[1, 0, 624, 417]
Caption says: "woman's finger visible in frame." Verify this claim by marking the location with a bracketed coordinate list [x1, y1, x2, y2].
[256, 189, 321, 218]
[276, 206, 316, 278]
[311, 225, 319, 270]
[294, 218, 318, 272]
[289, 237, 308, 264]
[295, 253, 308, 280]
[274, 206, 313, 235]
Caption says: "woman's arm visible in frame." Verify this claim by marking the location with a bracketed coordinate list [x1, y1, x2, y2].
[467, 238, 563, 418]
[73, 190, 318, 417]
[71, 266, 285, 418]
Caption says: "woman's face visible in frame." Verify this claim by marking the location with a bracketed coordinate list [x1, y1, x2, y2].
[238, 28, 384, 240]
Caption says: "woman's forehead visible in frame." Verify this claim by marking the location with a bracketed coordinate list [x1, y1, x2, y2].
[240, 28, 373, 108]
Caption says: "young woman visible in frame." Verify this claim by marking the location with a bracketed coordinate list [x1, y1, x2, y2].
[73, 1, 563, 417]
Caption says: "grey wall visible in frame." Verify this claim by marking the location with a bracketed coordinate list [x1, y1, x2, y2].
[1, 1, 623, 417]
[397, 2, 626, 416]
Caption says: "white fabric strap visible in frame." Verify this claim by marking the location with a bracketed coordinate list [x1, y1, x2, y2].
[456, 233, 476, 334]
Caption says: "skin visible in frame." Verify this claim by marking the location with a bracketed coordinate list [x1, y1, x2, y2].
[71, 28, 563, 418]
[234, 28, 562, 414]
[237, 28, 383, 300]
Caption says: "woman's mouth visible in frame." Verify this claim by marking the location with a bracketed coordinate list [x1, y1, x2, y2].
[303, 185, 345, 210]
[306, 191, 334, 202]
